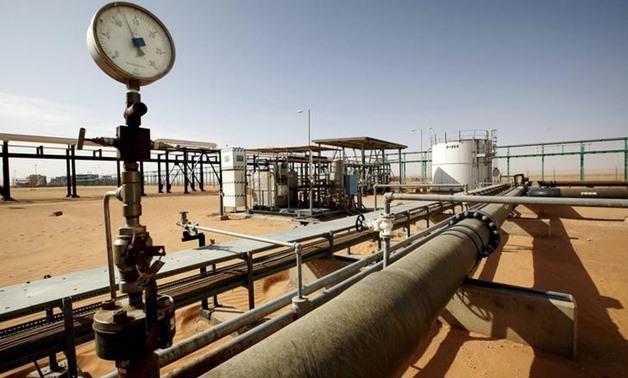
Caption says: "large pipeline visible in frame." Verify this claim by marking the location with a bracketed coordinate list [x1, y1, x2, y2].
[200, 187, 522, 378]
[538, 180, 628, 187]
[528, 187, 628, 199]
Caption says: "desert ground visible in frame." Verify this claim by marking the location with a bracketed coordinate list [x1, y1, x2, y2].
[1, 183, 627, 377]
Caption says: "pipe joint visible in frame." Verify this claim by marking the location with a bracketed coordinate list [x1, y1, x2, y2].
[448, 210, 501, 258]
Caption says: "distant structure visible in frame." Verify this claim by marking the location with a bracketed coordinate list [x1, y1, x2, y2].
[431, 130, 497, 191]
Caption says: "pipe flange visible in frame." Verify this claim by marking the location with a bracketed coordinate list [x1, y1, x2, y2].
[448, 210, 500, 258]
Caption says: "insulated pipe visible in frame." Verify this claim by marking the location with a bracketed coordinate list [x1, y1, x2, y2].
[385, 192, 628, 208]
[183, 223, 296, 249]
[202, 188, 522, 378]
[538, 180, 628, 187]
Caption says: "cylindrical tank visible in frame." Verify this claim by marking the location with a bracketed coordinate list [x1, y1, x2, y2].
[431, 132, 494, 191]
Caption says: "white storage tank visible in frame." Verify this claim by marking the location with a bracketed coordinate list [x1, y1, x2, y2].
[431, 131, 494, 191]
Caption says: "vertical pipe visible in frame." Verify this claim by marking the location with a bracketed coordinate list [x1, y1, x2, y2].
[580, 143, 585, 181]
[116, 160, 122, 187]
[103, 191, 118, 299]
[218, 150, 224, 217]
[295, 246, 303, 299]
[1, 141, 13, 201]
[65, 148, 72, 198]
[382, 236, 390, 268]
[139, 160, 146, 196]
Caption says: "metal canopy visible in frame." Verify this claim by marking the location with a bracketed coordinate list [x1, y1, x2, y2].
[313, 137, 407, 151]
[248, 145, 335, 154]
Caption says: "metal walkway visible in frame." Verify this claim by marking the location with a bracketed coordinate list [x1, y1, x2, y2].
[0, 201, 435, 322]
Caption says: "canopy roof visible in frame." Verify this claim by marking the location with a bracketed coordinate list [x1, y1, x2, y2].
[312, 137, 407, 150]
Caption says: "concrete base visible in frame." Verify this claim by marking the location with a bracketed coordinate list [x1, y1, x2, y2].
[440, 279, 577, 359]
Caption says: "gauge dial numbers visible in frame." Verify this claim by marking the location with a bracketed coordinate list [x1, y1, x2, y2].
[87, 2, 175, 85]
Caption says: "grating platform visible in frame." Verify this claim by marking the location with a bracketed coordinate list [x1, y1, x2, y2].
[0, 202, 435, 321]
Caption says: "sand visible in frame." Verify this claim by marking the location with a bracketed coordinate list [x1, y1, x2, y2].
[1, 185, 627, 377]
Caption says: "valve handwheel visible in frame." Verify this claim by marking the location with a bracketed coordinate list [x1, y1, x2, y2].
[355, 214, 368, 232]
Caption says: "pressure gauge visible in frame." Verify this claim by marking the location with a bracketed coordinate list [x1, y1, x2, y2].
[87, 2, 175, 86]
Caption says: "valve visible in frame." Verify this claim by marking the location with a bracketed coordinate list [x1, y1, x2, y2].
[355, 214, 394, 236]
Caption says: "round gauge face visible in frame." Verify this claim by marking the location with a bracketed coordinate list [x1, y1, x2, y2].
[87, 2, 175, 86]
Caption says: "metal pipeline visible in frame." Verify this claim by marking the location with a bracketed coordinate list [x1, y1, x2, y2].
[528, 187, 628, 199]
[199, 187, 523, 377]
[373, 183, 467, 210]
[538, 180, 628, 187]
[384, 192, 628, 208]
[160, 206, 469, 378]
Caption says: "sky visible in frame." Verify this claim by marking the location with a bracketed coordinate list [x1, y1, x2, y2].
[1, 0, 627, 178]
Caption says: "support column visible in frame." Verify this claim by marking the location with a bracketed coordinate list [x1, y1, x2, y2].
[541, 145, 545, 181]
[199, 154, 205, 192]
[65, 148, 72, 197]
[183, 148, 189, 194]
[157, 154, 163, 193]
[1, 141, 14, 201]
[70, 145, 79, 198]
[165, 150, 171, 193]
[398, 149, 403, 184]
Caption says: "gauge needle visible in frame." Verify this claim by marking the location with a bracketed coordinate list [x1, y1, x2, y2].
[122, 13, 145, 57]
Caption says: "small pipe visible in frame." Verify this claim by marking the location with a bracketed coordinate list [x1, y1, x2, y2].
[373, 183, 467, 210]
[382, 236, 390, 268]
[185, 224, 296, 249]
[103, 189, 121, 299]
[295, 245, 303, 299]
[384, 192, 628, 208]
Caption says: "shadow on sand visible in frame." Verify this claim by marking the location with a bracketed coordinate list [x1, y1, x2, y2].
[409, 205, 627, 377]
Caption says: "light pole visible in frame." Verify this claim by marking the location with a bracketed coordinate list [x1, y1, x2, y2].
[297, 109, 313, 216]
